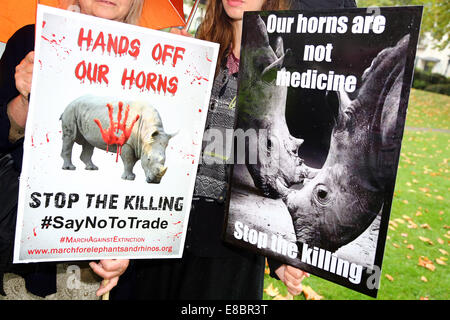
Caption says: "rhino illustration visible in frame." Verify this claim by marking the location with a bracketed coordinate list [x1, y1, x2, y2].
[275, 34, 410, 252]
[60, 95, 175, 183]
[237, 15, 317, 198]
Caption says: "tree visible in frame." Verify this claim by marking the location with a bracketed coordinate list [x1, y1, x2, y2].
[356, 0, 449, 49]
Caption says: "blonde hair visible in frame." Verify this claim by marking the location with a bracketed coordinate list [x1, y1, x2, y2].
[59, 0, 144, 25]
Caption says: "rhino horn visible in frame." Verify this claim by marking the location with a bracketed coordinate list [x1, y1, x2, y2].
[356, 35, 409, 119]
[274, 37, 284, 58]
[246, 14, 271, 49]
[156, 166, 168, 180]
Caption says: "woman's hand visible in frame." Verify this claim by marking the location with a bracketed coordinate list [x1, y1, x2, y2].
[15, 51, 34, 100]
[7, 51, 35, 130]
[169, 27, 192, 37]
[89, 259, 129, 296]
[275, 264, 309, 296]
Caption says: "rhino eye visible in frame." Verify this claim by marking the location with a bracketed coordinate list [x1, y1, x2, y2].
[314, 184, 331, 206]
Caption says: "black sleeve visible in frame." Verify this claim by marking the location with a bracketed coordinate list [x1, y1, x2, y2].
[0, 24, 35, 167]
[267, 257, 283, 280]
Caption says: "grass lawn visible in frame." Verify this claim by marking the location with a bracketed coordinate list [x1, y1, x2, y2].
[263, 89, 450, 300]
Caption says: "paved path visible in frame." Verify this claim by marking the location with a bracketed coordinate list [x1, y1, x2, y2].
[405, 126, 450, 133]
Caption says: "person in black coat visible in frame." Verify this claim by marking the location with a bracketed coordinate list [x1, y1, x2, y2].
[110, 0, 357, 300]
[0, 0, 146, 299]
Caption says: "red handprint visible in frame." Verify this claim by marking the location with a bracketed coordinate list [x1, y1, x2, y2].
[94, 101, 140, 162]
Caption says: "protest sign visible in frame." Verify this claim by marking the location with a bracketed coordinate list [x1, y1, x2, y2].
[224, 6, 422, 297]
[14, 5, 218, 263]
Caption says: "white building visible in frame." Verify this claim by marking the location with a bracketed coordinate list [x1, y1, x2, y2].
[415, 33, 450, 77]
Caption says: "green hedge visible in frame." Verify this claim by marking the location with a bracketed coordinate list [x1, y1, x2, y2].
[412, 69, 450, 96]
[424, 83, 450, 95]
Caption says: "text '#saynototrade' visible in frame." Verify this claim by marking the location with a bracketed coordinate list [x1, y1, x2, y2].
[39, 215, 169, 232]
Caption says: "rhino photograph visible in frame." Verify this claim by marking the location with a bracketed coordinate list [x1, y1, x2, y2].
[224, 7, 422, 296]
[60, 95, 174, 184]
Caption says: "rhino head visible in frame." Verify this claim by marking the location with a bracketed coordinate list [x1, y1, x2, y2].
[237, 15, 317, 198]
[141, 129, 174, 183]
[139, 108, 177, 184]
[276, 35, 410, 252]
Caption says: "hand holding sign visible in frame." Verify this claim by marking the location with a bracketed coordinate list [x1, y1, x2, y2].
[89, 259, 129, 297]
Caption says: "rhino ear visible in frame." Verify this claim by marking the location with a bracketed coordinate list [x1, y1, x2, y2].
[261, 48, 290, 78]
[144, 129, 159, 143]
[337, 88, 356, 127]
[167, 130, 179, 140]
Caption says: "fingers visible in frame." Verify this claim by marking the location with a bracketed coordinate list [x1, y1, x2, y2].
[169, 27, 192, 37]
[284, 273, 302, 295]
[96, 277, 119, 297]
[90, 259, 129, 297]
[283, 265, 310, 296]
[89, 259, 129, 280]
[15, 51, 35, 98]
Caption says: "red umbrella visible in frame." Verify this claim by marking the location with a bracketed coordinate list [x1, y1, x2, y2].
[0, 0, 57, 43]
[0, 0, 190, 43]
[139, 0, 186, 30]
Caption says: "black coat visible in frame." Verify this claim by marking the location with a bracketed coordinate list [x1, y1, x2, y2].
[0, 24, 57, 298]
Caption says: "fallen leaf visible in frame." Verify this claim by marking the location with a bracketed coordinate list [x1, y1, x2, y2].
[401, 233, 408, 237]
[436, 258, 446, 265]
[437, 238, 444, 245]
[420, 296, 429, 300]
[395, 218, 405, 224]
[393, 243, 400, 248]
[407, 244, 415, 250]
[302, 285, 323, 300]
[421, 224, 432, 230]
[418, 256, 436, 271]
[272, 292, 294, 300]
[264, 283, 279, 297]
[419, 236, 434, 245]
[420, 276, 428, 282]
[438, 249, 448, 255]
[389, 221, 399, 228]
[385, 274, 394, 282]
[408, 221, 418, 229]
